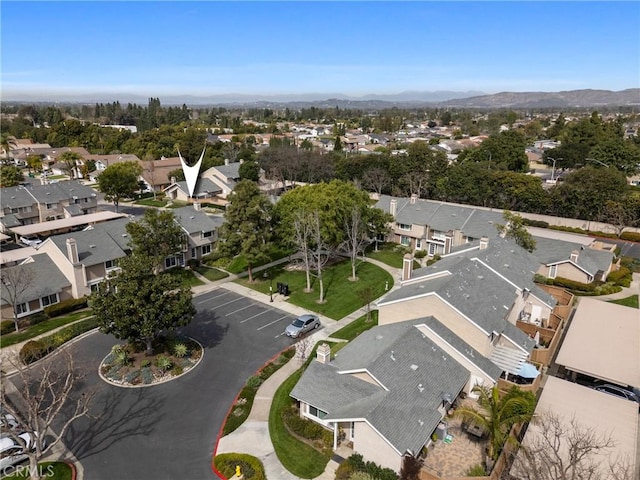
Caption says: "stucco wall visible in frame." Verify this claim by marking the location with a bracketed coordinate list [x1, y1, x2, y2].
[379, 295, 491, 355]
[353, 421, 401, 472]
[85, 264, 106, 282]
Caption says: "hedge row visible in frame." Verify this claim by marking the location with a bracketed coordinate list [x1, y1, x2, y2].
[282, 405, 332, 446]
[335, 454, 398, 480]
[1, 320, 15, 335]
[43, 297, 88, 318]
[621, 231, 640, 242]
[19, 317, 99, 364]
[214, 453, 266, 480]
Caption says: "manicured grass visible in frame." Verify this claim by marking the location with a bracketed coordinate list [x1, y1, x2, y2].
[608, 295, 639, 309]
[166, 201, 189, 209]
[194, 266, 229, 282]
[269, 369, 331, 478]
[366, 243, 408, 268]
[162, 268, 204, 287]
[331, 311, 379, 340]
[0, 310, 92, 348]
[3, 461, 73, 479]
[238, 260, 393, 320]
[134, 198, 167, 207]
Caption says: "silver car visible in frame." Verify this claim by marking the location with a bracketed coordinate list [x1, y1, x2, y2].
[285, 314, 320, 338]
[0, 432, 38, 471]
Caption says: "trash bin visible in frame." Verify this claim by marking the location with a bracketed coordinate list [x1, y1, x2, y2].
[283, 284, 289, 296]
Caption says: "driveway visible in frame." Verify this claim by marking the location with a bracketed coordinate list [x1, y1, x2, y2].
[58, 287, 300, 480]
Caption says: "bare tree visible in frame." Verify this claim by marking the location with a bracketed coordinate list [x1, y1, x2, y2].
[509, 411, 634, 480]
[309, 211, 331, 304]
[295, 336, 314, 366]
[341, 207, 370, 281]
[1, 351, 94, 480]
[361, 167, 391, 195]
[293, 211, 314, 292]
[0, 263, 35, 332]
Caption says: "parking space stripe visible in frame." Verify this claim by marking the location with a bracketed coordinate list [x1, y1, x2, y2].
[195, 291, 231, 305]
[240, 310, 270, 323]
[257, 315, 290, 331]
[225, 304, 256, 316]
[217, 297, 244, 308]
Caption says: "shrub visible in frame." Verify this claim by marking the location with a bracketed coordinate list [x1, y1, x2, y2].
[522, 218, 549, 228]
[214, 453, 266, 480]
[620, 231, 640, 242]
[545, 277, 595, 292]
[187, 258, 200, 269]
[114, 350, 131, 366]
[1, 320, 15, 335]
[607, 266, 631, 284]
[283, 406, 327, 440]
[155, 355, 173, 371]
[171, 364, 184, 376]
[173, 342, 188, 358]
[19, 340, 49, 363]
[43, 297, 88, 318]
[140, 359, 151, 368]
[246, 375, 263, 388]
[141, 367, 154, 384]
[125, 370, 141, 384]
[351, 473, 375, 480]
[19, 318, 99, 364]
[414, 250, 427, 259]
[27, 312, 48, 326]
[466, 464, 486, 476]
[337, 454, 398, 480]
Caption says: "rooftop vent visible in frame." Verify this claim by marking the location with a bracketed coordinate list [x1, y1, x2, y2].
[90, 244, 96, 248]
[390, 351, 396, 361]
[410, 364, 419, 371]
[418, 384, 424, 393]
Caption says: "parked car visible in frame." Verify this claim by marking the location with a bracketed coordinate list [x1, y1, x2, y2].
[0, 408, 19, 430]
[285, 314, 320, 338]
[593, 384, 640, 403]
[18, 235, 42, 247]
[0, 432, 39, 471]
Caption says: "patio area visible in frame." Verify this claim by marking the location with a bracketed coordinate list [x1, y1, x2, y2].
[422, 414, 487, 478]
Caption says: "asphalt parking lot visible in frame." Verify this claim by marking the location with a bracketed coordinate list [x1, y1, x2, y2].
[53, 287, 302, 480]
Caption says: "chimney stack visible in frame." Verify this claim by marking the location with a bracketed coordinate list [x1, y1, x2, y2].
[66, 238, 79, 265]
[410, 194, 418, 204]
[402, 253, 413, 281]
[316, 343, 331, 364]
[570, 249, 579, 262]
[170, 176, 177, 185]
[390, 198, 397, 217]
[479, 236, 489, 250]
[224, 158, 230, 166]
[193, 202, 201, 211]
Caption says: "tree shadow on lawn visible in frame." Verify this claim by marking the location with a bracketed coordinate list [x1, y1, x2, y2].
[179, 309, 229, 350]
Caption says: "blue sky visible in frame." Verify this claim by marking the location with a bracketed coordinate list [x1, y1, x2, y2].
[2, 1, 639, 99]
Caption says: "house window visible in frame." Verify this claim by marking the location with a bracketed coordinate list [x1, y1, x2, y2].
[41, 293, 58, 308]
[164, 254, 184, 269]
[16, 303, 29, 315]
[397, 223, 411, 231]
[202, 244, 211, 255]
[350, 422, 355, 440]
[549, 265, 557, 279]
[400, 235, 411, 247]
[416, 239, 422, 250]
[45, 203, 58, 209]
[202, 230, 213, 238]
[308, 405, 328, 420]
[429, 243, 437, 255]
[90, 283, 100, 293]
[191, 248, 196, 258]
[105, 260, 117, 270]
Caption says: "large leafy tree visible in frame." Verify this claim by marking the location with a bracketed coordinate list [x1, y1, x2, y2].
[497, 211, 537, 252]
[97, 161, 142, 212]
[92, 254, 195, 355]
[58, 151, 84, 178]
[217, 180, 273, 282]
[460, 130, 529, 172]
[125, 209, 185, 266]
[455, 385, 535, 461]
[0, 132, 18, 164]
[0, 165, 23, 187]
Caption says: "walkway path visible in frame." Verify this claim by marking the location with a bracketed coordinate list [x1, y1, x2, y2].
[591, 272, 640, 300]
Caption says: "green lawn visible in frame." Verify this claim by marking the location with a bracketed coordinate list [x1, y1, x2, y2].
[237, 259, 393, 320]
[331, 311, 379, 340]
[365, 242, 421, 269]
[3, 461, 73, 479]
[134, 198, 167, 207]
[194, 266, 229, 282]
[608, 295, 639, 309]
[269, 369, 331, 478]
[1, 310, 93, 348]
[162, 268, 204, 287]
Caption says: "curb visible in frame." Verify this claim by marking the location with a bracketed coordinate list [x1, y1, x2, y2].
[66, 460, 77, 480]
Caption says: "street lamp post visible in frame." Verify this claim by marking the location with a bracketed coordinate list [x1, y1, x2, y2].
[547, 157, 562, 181]
[264, 270, 273, 302]
[586, 158, 610, 168]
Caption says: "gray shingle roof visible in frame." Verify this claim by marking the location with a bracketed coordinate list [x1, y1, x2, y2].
[291, 321, 469, 456]
[532, 237, 613, 277]
[175, 178, 222, 196]
[28, 180, 96, 203]
[171, 206, 223, 235]
[49, 224, 128, 267]
[1, 185, 36, 210]
[214, 162, 241, 181]
[0, 254, 70, 306]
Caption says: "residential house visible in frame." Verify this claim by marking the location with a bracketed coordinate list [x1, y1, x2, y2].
[0, 181, 98, 231]
[36, 147, 91, 178]
[171, 204, 224, 265]
[0, 254, 72, 319]
[164, 178, 223, 203]
[35, 218, 130, 297]
[374, 194, 505, 256]
[86, 153, 142, 181]
[290, 321, 473, 472]
[137, 156, 182, 192]
[531, 236, 615, 283]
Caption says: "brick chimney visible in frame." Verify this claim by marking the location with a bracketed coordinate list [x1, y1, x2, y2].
[402, 253, 413, 281]
[316, 343, 331, 364]
[390, 198, 397, 216]
[66, 238, 79, 264]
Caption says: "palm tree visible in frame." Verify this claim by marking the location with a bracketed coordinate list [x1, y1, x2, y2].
[0, 133, 18, 165]
[455, 385, 535, 461]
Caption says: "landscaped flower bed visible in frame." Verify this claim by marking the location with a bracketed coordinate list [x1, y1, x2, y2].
[100, 335, 203, 386]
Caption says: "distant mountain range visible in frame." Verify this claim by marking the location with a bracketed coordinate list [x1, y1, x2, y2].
[3, 88, 638, 109]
